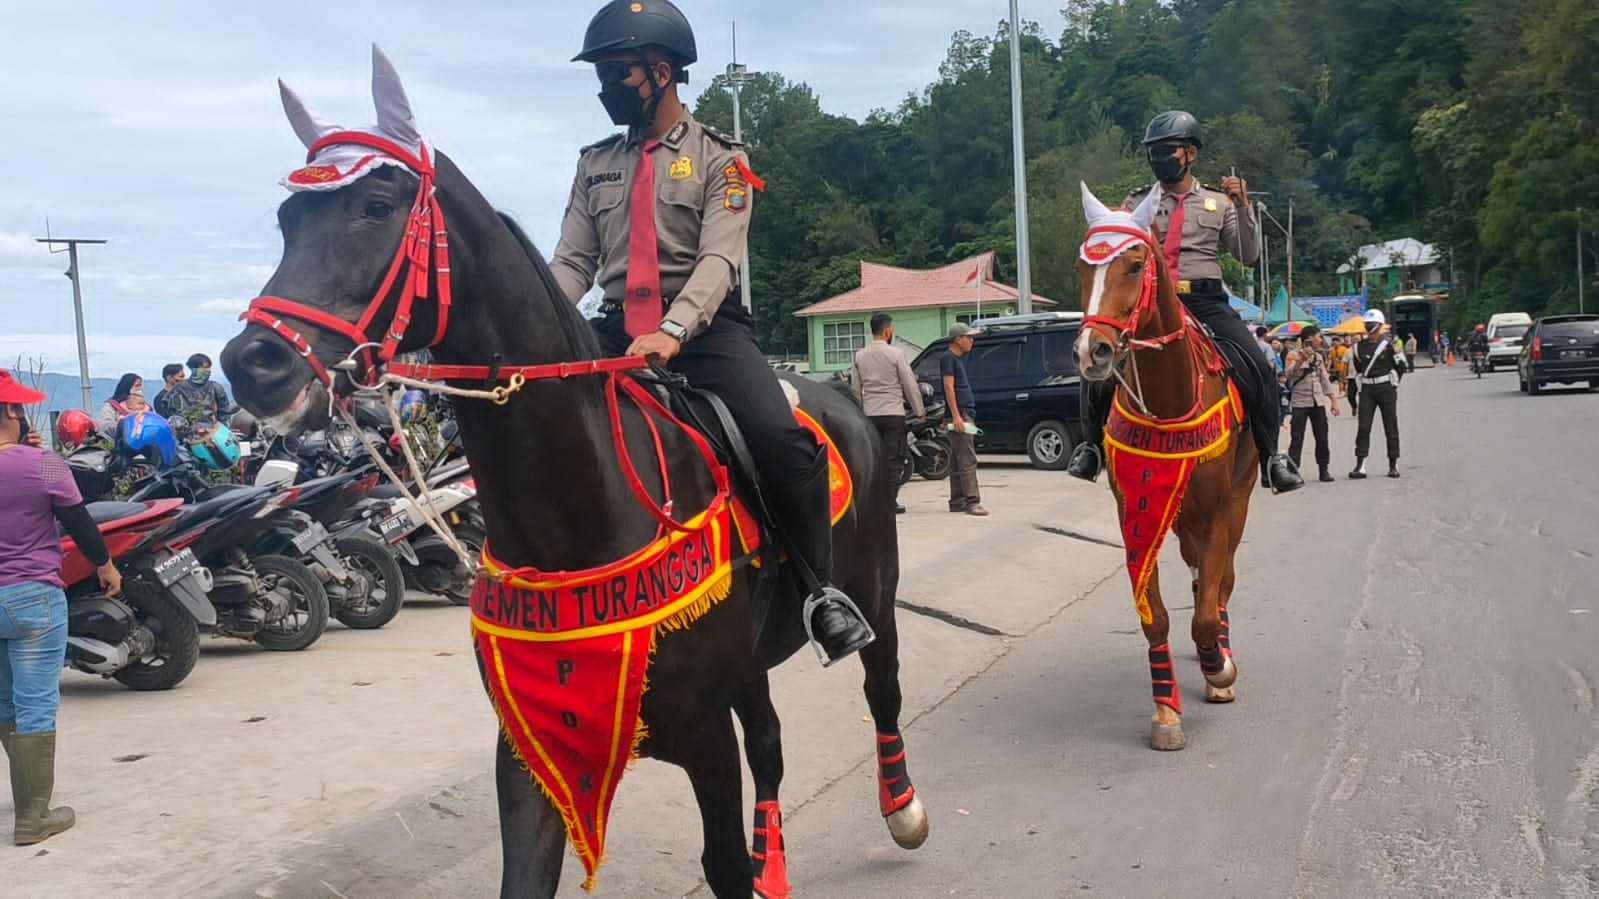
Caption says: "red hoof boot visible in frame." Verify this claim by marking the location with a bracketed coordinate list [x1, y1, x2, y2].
[752, 801, 791, 899]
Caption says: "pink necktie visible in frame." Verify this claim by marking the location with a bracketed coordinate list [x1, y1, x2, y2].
[625, 139, 663, 339]
[1163, 192, 1188, 284]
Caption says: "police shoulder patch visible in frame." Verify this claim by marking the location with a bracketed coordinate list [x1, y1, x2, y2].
[578, 134, 624, 156]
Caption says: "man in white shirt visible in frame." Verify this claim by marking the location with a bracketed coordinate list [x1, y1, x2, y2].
[851, 313, 925, 513]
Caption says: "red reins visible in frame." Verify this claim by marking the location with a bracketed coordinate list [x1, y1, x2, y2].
[242, 131, 452, 388]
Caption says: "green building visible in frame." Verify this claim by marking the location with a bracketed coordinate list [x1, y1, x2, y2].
[793, 252, 1055, 374]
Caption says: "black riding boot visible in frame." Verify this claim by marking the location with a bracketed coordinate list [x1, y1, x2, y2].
[773, 448, 875, 665]
[1066, 382, 1110, 482]
[1251, 380, 1303, 494]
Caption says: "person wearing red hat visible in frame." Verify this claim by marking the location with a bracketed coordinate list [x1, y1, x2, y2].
[0, 370, 121, 845]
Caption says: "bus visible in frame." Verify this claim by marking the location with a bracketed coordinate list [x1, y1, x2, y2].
[1385, 294, 1444, 363]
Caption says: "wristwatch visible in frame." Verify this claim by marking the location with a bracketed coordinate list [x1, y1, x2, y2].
[658, 320, 688, 343]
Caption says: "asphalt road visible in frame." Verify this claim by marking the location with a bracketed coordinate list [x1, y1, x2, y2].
[5, 364, 1596, 898]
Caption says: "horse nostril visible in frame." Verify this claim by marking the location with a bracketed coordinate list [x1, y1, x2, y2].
[240, 337, 293, 384]
[1091, 342, 1114, 362]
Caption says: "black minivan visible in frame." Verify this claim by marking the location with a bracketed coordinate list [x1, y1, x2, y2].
[910, 312, 1085, 470]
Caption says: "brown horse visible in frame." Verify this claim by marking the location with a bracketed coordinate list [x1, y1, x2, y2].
[219, 48, 926, 898]
[1072, 184, 1259, 751]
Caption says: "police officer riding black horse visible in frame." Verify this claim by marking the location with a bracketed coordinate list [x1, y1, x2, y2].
[549, 0, 874, 663]
[1067, 111, 1304, 495]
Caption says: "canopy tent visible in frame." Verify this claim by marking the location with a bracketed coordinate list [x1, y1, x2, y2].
[1328, 316, 1370, 336]
[1228, 294, 1263, 320]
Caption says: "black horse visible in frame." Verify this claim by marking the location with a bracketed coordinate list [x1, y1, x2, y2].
[221, 52, 925, 899]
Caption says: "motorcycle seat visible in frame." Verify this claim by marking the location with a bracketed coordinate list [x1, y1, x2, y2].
[84, 501, 150, 525]
[369, 482, 404, 500]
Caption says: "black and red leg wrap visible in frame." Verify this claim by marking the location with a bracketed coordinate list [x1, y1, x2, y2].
[1219, 608, 1232, 657]
[876, 732, 916, 817]
[1198, 642, 1226, 677]
[1149, 643, 1182, 713]
[752, 800, 791, 899]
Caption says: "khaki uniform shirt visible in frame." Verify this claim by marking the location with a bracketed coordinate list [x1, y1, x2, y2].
[850, 340, 925, 418]
[1123, 181, 1260, 282]
[550, 112, 752, 342]
[1285, 346, 1335, 408]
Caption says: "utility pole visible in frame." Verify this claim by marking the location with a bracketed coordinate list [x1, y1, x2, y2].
[1007, 0, 1033, 313]
[1286, 196, 1295, 312]
[725, 23, 755, 313]
[1579, 209, 1585, 315]
[36, 234, 107, 413]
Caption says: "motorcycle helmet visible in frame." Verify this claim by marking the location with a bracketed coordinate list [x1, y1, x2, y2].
[56, 409, 97, 452]
[397, 388, 429, 425]
[230, 408, 259, 440]
[118, 410, 178, 467]
[190, 421, 241, 471]
[67, 447, 116, 500]
[350, 395, 391, 431]
[1474, 323, 1486, 332]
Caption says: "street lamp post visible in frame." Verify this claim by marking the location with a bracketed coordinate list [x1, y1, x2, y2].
[36, 235, 107, 413]
[715, 23, 756, 314]
[1007, 0, 1033, 314]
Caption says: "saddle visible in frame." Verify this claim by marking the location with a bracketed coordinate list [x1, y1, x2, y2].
[1185, 315, 1268, 416]
[639, 368, 788, 633]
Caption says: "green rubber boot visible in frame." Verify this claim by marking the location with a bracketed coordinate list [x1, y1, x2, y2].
[11, 731, 75, 845]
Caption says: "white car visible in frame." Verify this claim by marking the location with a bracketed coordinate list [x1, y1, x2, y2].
[1487, 312, 1533, 369]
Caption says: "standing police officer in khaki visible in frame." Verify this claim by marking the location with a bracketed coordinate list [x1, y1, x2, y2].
[1066, 110, 1304, 494]
[551, 0, 872, 663]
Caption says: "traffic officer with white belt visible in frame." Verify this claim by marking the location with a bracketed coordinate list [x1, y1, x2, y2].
[1347, 308, 1407, 479]
[549, 0, 873, 664]
[1067, 110, 1303, 493]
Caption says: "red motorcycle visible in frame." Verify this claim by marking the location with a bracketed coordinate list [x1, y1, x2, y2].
[60, 499, 213, 691]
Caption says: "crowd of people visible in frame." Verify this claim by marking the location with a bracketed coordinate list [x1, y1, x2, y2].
[83, 354, 235, 448]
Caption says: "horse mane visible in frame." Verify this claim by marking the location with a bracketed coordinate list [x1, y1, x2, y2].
[432, 150, 600, 363]
[494, 210, 601, 361]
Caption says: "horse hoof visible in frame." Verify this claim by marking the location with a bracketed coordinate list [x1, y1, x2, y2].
[1150, 722, 1187, 751]
[1204, 656, 1238, 689]
[1205, 684, 1236, 703]
[885, 795, 929, 849]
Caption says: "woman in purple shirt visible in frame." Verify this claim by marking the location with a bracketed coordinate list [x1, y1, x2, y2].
[0, 370, 120, 845]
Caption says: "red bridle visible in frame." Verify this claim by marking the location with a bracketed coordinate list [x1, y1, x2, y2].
[242, 131, 453, 389]
[1078, 224, 1187, 353]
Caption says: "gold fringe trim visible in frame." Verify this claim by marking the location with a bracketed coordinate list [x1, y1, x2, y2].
[483, 565, 735, 891]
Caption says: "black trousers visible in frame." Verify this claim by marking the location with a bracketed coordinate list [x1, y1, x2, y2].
[595, 307, 820, 485]
[1081, 290, 1281, 461]
[1288, 405, 1330, 471]
[1354, 381, 1400, 461]
[869, 415, 909, 499]
[1346, 378, 1359, 410]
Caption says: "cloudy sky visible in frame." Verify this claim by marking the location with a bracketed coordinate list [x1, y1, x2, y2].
[0, 0, 1042, 385]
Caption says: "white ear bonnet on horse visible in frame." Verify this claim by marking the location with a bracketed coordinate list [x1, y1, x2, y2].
[278, 45, 430, 193]
[1078, 182, 1162, 265]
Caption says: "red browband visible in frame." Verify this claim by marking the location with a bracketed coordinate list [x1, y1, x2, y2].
[241, 130, 452, 388]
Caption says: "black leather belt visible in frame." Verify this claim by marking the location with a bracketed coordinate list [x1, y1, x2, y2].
[1176, 278, 1225, 296]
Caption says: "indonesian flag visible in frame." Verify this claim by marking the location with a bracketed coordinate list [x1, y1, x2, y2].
[965, 263, 981, 285]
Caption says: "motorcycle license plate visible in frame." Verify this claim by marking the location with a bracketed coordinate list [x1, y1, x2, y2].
[379, 510, 412, 543]
[292, 520, 331, 553]
[153, 548, 199, 588]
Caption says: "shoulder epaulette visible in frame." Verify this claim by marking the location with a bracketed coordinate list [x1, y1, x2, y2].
[578, 134, 624, 156]
[1127, 184, 1154, 198]
[702, 124, 744, 148]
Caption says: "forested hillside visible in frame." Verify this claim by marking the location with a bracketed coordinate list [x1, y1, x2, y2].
[692, 0, 1598, 352]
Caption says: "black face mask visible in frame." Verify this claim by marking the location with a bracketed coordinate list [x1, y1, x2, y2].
[1148, 146, 1190, 185]
[596, 60, 663, 130]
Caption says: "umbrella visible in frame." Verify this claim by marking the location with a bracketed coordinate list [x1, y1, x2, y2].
[1327, 317, 1369, 336]
[1267, 321, 1317, 339]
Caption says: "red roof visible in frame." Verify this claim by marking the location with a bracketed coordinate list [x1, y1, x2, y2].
[793, 252, 1054, 317]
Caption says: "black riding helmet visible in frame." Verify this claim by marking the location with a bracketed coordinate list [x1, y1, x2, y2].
[1143, 110, 1203, 148]
[574, 0, 697, 82]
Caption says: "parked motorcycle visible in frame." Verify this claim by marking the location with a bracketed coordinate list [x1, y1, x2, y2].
[906, 398, 953, 482]
[59, 498, 212, 690]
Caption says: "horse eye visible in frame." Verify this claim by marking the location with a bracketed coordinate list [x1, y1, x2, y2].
[1127, 261, 1144, 274]
[363, 199, 395, 219]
